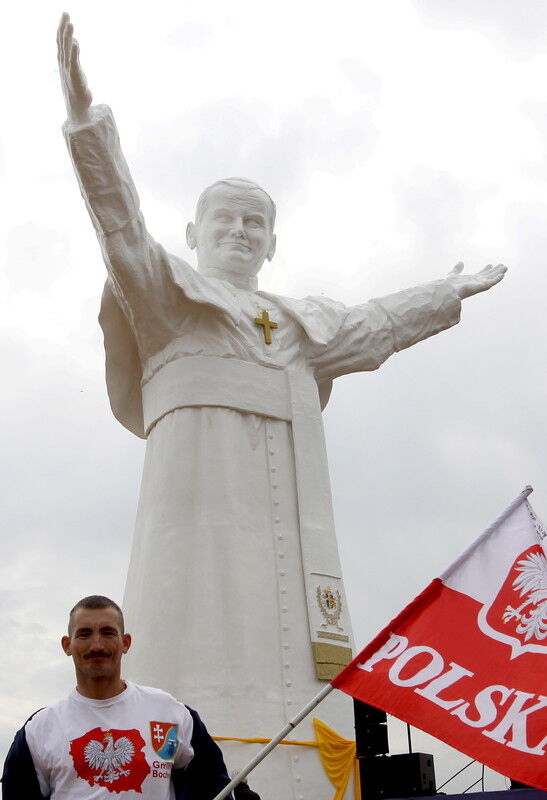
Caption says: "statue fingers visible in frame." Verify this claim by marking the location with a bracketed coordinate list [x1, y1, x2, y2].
[62, 18, 75, 71]
[478, 263, 494, 274]
[69, 38, 92, 108]
[57, 14, 70, 70]
[56, 15, 66, 64]
[448, 260, 464, 276]
[480, 263, 506, 273]
[70, 37, 81, 69]
[69, 39, 82, 89]
[480, 263, 506, 280]
[489, 263, 507, 284]
[472, 263, 507, 292]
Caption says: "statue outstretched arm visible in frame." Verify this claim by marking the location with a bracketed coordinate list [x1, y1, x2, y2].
[57, 15, 178, 354]
[310, 261, 506, 382]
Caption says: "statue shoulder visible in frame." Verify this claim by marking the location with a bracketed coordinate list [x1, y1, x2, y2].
[260, 291, 349, 347]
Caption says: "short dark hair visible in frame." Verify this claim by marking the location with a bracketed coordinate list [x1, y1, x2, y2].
[68, 595, 125, 634]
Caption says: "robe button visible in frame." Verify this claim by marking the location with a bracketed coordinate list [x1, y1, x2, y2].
[282, 624, 289, 631]
[268, 433, 273, 440]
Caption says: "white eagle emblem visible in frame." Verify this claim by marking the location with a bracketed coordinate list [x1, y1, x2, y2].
[502, 550, 547, 642]
[84, 731, 135, 784]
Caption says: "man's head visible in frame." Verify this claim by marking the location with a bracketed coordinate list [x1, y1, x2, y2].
[186, 178, 277, 280]
[62, 596, 130, 696]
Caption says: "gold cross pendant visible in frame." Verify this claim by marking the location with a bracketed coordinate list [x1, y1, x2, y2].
[254, 310, 278, 345]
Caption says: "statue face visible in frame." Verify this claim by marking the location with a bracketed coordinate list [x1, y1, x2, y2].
[188, 185, 276, 277]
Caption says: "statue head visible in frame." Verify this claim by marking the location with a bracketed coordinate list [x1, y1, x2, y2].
[186, 178, 277, 285]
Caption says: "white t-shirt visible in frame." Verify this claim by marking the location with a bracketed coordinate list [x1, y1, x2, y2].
[25, 681, 194, 799]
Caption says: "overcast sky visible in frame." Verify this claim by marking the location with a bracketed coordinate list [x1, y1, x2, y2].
[1, 0, 546, 792]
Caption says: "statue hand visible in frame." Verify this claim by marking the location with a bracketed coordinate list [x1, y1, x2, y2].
[57, 12, 93, 124]
[446, 261, 507, 300]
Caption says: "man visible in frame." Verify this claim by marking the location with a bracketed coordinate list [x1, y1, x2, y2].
[1, 595, 232, 799]
[56, 14, 506, 798]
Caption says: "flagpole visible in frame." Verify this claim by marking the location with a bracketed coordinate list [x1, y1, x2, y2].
[212, 683, 334, 800]
[440, 485, 533, 581]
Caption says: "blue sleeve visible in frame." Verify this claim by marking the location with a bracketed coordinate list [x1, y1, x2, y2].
[172, 706, 233, 800]
[1, 715, 48, 800]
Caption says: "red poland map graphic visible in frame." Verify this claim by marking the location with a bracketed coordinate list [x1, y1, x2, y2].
[70, 727, 150, 793]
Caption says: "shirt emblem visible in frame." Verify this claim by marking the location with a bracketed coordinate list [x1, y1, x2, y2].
[149, 721, 179, 760]
[69, 727, 150, 793]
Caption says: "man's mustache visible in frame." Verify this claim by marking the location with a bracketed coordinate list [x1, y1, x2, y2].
[84, 650, 110, 659]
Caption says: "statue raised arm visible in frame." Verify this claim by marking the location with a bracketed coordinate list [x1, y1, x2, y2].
[56, 13, 183, 370]
[55, 16, 508, 800]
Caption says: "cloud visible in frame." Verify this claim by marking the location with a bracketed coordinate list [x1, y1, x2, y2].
[165, 20, 214, 50]
[393, 167, 480, 264]
[0, 326, 141, 575]
[338, 58, 383, 99]
[4, 223, 71, 292]
[520, 102, 547, 181]
[130, 95, 377, 221]
[414, 0, 547, 57]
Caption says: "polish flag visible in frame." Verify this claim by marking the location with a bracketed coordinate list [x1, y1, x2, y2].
[332, 487, 547, 791]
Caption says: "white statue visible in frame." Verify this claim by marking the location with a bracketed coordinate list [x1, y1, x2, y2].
[57, 14, 506, 800]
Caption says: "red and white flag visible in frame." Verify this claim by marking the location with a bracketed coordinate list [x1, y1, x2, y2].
[332, 487, 547, 791]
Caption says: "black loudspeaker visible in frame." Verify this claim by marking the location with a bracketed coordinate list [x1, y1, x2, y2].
[359, 753, 436, 800]
[353, 700, 389, 757]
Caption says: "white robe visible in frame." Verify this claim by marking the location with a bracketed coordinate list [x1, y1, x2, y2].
[64, 105, 462, 800]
